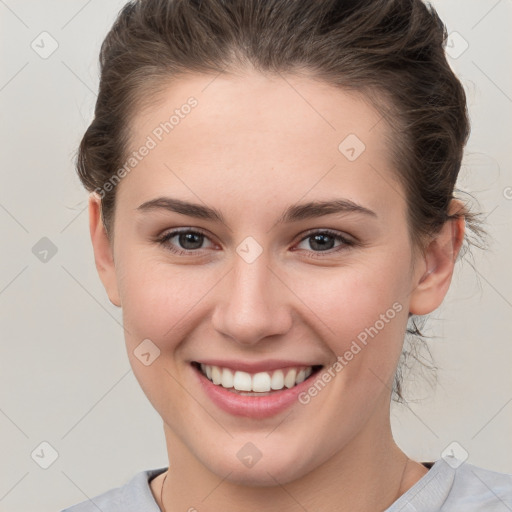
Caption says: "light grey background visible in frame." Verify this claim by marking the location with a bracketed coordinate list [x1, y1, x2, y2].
[0, 1, 511, 511]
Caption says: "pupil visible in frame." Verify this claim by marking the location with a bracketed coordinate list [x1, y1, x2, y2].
[180, 232, 203, 250]
[311, 234, 333, 251]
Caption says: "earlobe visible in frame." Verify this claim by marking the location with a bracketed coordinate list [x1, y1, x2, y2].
[88, 193, 122, 308]
[409, 200, 466, 316]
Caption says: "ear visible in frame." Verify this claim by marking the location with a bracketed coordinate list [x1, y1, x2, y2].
[88, 192, 122, 307]
[409, 199, 466, 316]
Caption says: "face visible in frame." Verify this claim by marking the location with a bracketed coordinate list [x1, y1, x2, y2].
[89, 70, 457, 486]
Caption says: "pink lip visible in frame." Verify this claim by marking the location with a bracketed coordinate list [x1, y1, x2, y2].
[194, 359, 320, 373]
[191, 363, 322, 419]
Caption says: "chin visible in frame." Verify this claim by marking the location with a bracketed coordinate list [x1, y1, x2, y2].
[216, 462, 309, 487]
[196, 440, 321, 487]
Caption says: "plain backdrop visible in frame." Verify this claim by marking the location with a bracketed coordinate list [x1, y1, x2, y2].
[0, 1, 511, 511]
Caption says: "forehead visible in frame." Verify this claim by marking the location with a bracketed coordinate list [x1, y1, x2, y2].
[118, 70, 403, 219]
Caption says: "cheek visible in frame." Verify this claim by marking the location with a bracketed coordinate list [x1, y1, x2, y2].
[115, 257, 203, 414]
[294, 260, 407, 337]
[289, 258, 409, 382]
[116, 254, 204, 342]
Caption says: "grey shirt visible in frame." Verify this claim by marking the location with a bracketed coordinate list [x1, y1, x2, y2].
[61, 458, 512, 511]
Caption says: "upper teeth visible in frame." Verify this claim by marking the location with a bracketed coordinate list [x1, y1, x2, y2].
[199, 364, 313, 392]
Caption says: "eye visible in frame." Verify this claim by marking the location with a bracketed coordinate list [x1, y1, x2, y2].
[294, 229, 355, 257]
[156, 228, 356, 257]
[157, 228, 216, 255]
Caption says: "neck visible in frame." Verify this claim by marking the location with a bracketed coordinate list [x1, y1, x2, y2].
[157, 401, 426, 512]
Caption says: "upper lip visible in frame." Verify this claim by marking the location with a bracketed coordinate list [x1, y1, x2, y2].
[193, 359, 323, 373]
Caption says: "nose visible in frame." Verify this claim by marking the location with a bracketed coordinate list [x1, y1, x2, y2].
[211, 251, 293, 347]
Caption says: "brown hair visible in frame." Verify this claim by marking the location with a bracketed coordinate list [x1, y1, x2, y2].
[75, 0, 486, 402]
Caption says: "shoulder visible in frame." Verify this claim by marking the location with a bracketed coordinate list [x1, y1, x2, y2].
[387, 458, 512, 512]
[60, 467, 167, 512]
[443, 460, 512, 511]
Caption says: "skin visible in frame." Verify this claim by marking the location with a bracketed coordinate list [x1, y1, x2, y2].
[89, 69, 465, 512]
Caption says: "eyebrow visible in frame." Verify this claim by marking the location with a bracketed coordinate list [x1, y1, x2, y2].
[135, 196, 377, 224]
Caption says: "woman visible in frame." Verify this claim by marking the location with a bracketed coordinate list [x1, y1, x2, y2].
[62, 0, 512, 510]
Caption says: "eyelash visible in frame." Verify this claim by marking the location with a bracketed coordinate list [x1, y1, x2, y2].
[156, 228, 356, 259]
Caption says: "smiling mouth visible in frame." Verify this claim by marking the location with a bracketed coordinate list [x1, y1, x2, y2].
[192, 362, 323, 395]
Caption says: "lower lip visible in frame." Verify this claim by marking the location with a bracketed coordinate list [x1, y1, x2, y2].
[193, 365, 320, 419]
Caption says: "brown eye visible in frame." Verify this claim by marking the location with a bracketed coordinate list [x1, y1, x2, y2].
[157, 229, 215, 255]
[295, 229, 355, 256]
